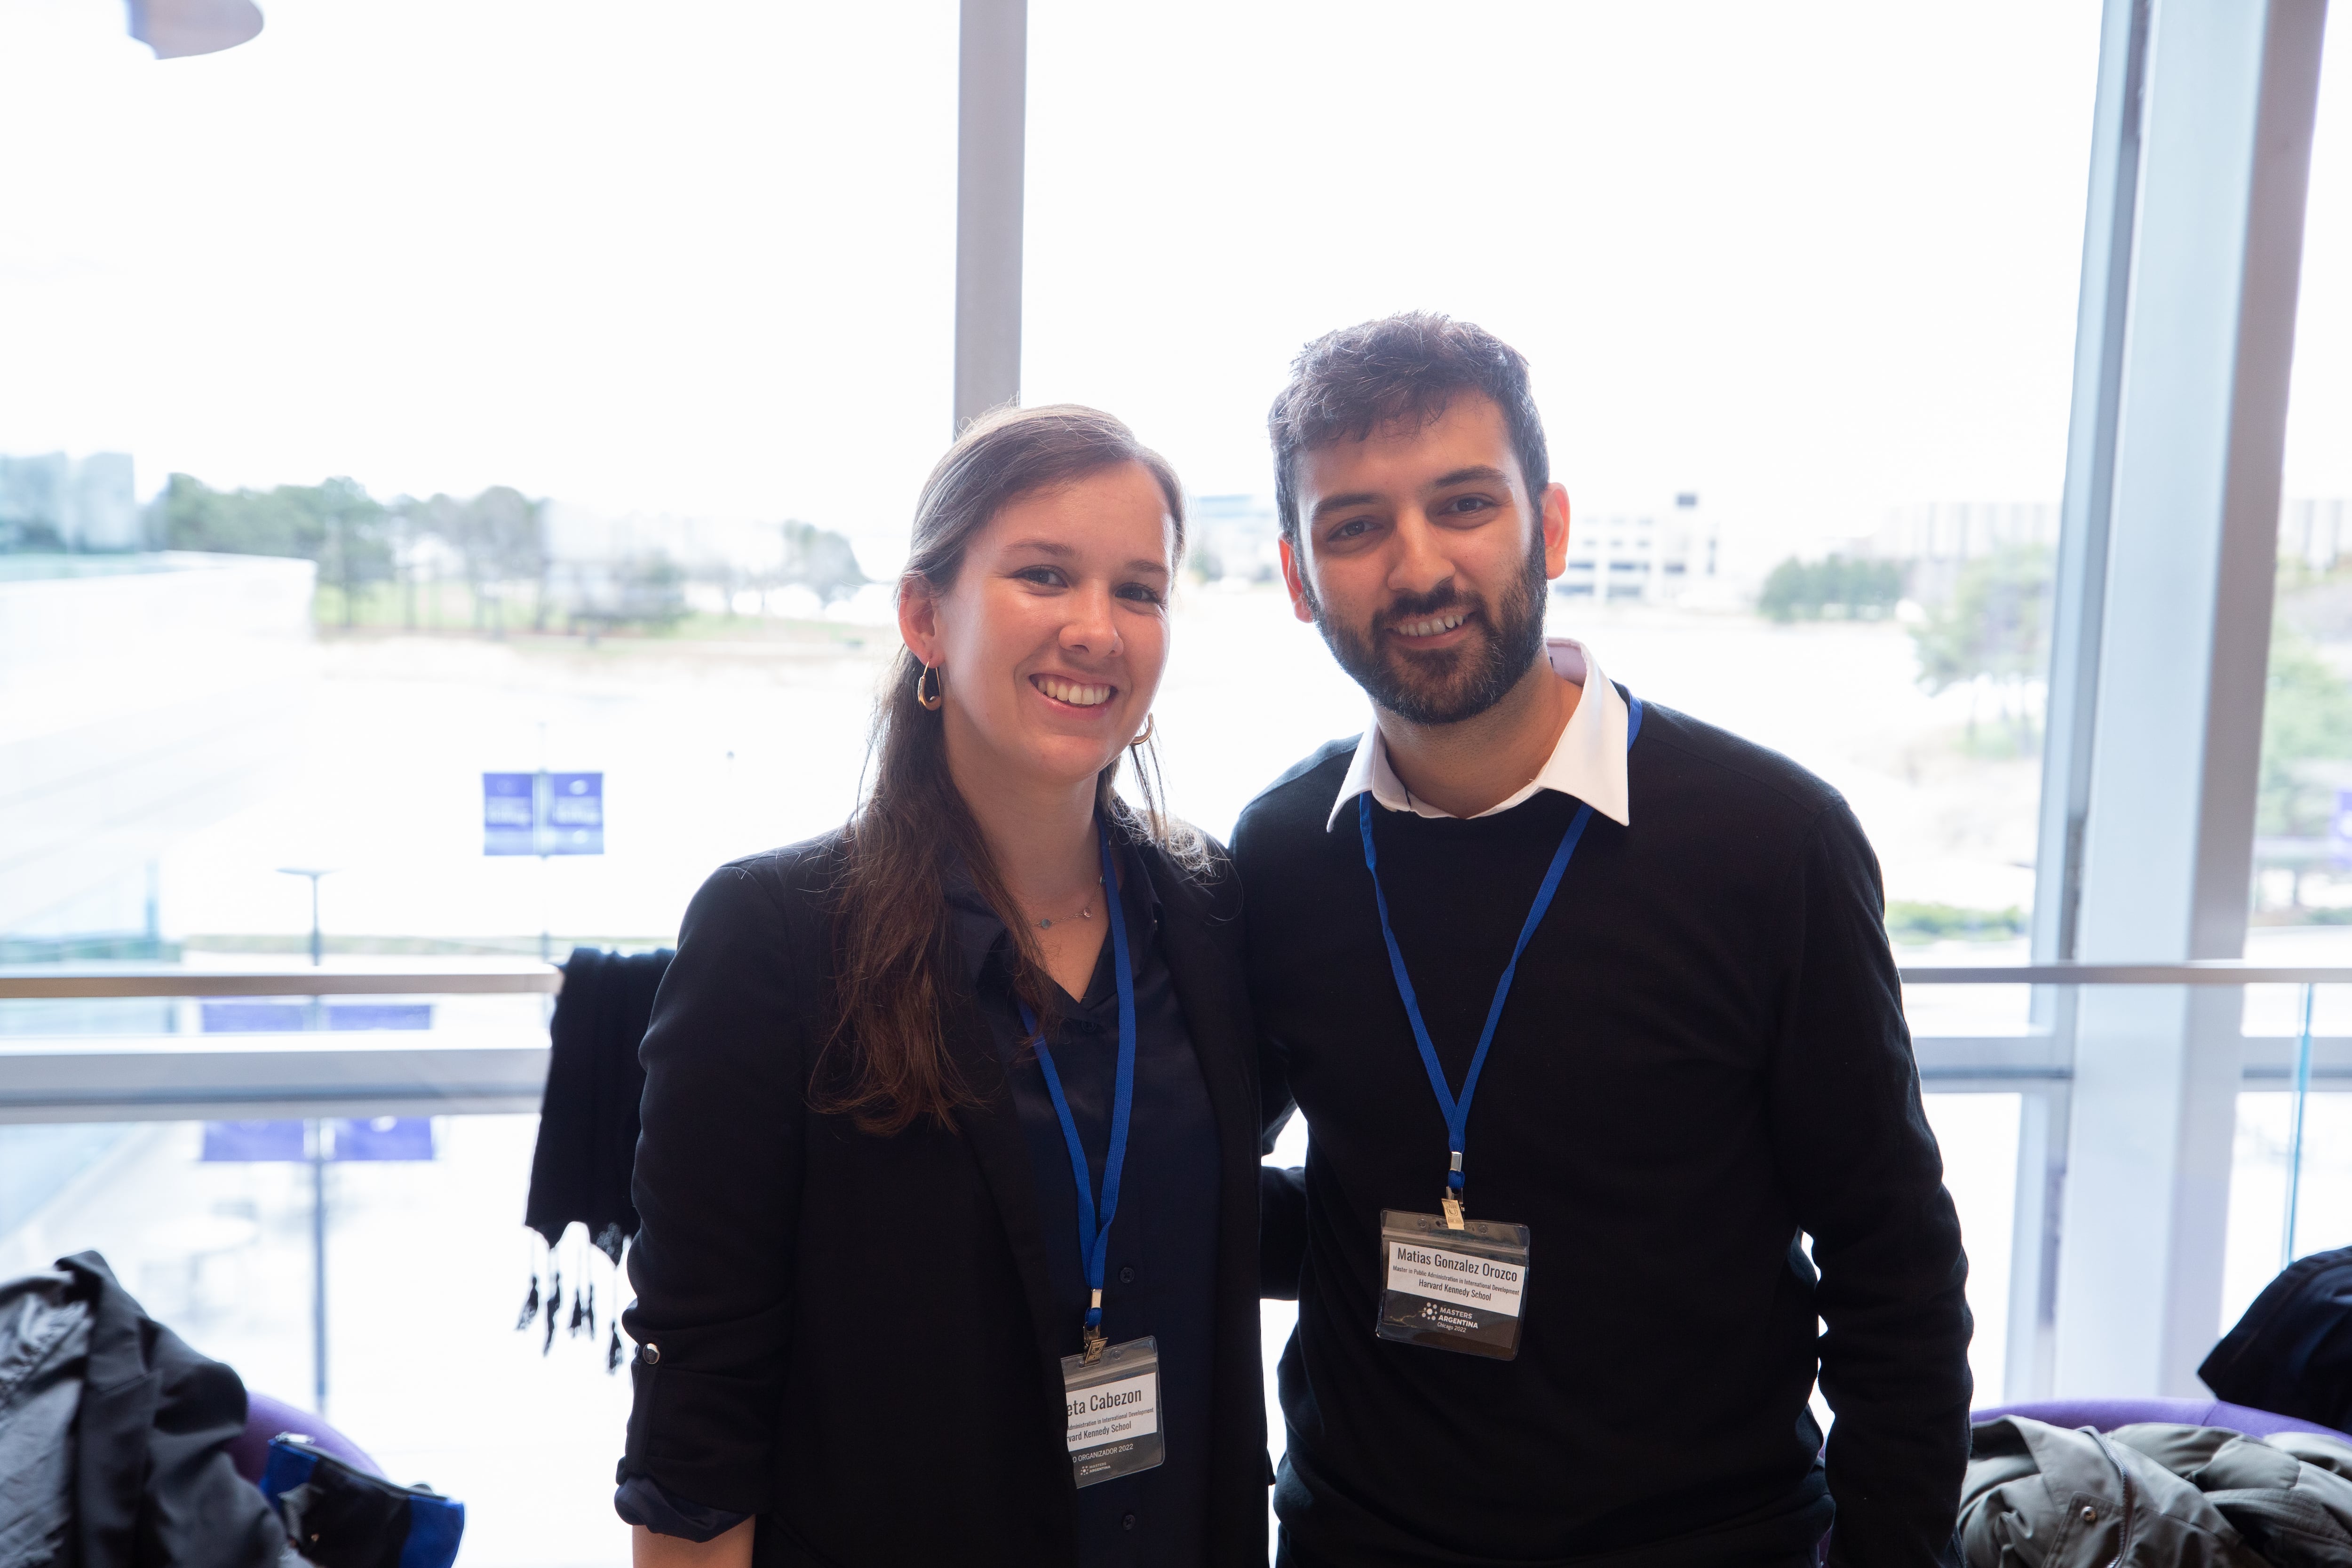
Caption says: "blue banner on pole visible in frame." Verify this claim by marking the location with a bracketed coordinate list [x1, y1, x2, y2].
[483, 772, 537, 855]
[483, 770, 603, 856]
[202, 1121, 308, 1162]
[545, 772, 604, 855]
[199, 1119, 436, 1162]
[199, 1002, 434, 1033]
[333, 1116, 437, 1161]
[199, 1006, 437, 1162]
[2332, 788, 2352, 869]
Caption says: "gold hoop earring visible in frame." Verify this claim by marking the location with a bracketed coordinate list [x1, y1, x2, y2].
[915, 664, 945, 711]
[1129, 713, 1155, 748]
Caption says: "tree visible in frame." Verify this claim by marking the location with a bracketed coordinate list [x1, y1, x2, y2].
[1757, 555, 1903, 622]
[1909, 544, 2051, 748]
[2258, 624, 2352, 837]
[160, 473, 318, 557]
[461, 486, 548, 584]
[391, 486, 548, 633]
[618, 552, 689, 628]
[568, 550, 689, 639]
[312, 478, 391, 627]
[158, 473, 391, 625]
[452, 485, 546, 634]
[772, 518, 867, 605]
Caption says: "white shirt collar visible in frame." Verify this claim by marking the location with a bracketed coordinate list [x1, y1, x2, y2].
[1325, 637, 1631, 832]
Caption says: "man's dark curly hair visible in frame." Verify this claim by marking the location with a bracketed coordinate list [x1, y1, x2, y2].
[1267, 312, 1550, 549]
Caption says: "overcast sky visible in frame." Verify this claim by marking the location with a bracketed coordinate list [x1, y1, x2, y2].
[1, 0, 2343, 570]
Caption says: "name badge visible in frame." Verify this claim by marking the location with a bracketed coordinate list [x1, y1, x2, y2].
[1375, 1210, 1532, 1361]
[1060, 1335, 1164, 1488]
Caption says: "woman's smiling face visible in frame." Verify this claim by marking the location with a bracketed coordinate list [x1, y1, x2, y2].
[901, 459, 1176, 795]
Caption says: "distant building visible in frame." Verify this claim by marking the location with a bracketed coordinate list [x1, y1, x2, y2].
[1868, 500, 2060, 563]
[1865, 497, 2350, 601]
[1188, 494, 1281, 584]
[1864, 501, 2059, 605]
[2283, 497, 2352, 571]
[1555, 493, 1719, 603]
[0, 452, 141, 552]
[1184, 490, 1726, 603]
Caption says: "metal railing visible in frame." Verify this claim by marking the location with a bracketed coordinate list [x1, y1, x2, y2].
[5, 962, 2348, 1101]
[0, 961, 561, 999]
[1898, 959, 2352, 1287]
[6, 954, 2347, 1405]
[0, 963, 561, 1122]
[1900, 960, 2352, 985]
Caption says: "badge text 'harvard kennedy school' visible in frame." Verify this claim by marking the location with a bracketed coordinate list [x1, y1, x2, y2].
[1376, 1210, 1533, 1360]
[1386, 1240, 1526, 1315]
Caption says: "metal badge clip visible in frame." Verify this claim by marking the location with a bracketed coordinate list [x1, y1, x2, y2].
[1082, 1290, 1106, 1361]
[1441, 1191, 1466, 1230]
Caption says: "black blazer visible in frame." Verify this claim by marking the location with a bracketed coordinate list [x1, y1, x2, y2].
[619, 829, 1269, 1567]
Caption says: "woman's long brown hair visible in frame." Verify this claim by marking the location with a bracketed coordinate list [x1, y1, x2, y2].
[819, 404, 1192, 1136]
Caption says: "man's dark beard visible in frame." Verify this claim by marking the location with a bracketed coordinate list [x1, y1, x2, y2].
[1310, 530, 1549, 725]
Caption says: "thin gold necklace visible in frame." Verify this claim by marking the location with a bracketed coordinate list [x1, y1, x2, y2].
[1033, 876, 1103, 931]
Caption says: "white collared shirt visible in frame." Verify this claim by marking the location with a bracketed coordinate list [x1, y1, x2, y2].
[1325, 637, 1632, 832]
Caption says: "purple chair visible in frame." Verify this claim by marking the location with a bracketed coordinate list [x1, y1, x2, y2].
[226, 1390, 383, 1485]
[1971, 1396, 2352, 1442]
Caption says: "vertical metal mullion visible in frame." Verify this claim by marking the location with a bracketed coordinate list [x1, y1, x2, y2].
[2191, 0, 2331, 966]
[2002, 1081, 2071, 1401]
[2051, 0, 2330, 1397]
[311, 1118, 329, 1415]
[954, 0, 1028, 433]
[2035, 0, 2149, 976]
[2011, 0, 2151, 1400]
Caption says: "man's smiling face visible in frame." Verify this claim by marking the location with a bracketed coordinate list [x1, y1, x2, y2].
[1281, 392, 1569, 725]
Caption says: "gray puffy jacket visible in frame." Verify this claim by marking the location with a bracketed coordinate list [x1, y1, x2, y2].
[1960, 1416, 2352, 1568]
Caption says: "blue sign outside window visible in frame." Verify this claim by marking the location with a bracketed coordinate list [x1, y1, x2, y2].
[483, 772, 536, 855]
[483, 771, 604, 856]
[200, 1119, 436, 1162]
[199, 1005, 438, 1162]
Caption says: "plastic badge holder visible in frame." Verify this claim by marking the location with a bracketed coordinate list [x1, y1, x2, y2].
[261, 1434, 465, 1568]
[1060, 1334, 1164, 1487]
[1375, 1210, 1532, 1361]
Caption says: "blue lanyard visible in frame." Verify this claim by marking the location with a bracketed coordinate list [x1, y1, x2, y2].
[1359, 696, 1642, 1209]
[1016, 820, 1136, 1353]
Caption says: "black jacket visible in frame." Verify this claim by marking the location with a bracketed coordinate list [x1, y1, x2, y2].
[0, 1252, 286, 1568]
[527, 945, 674, 1259]
[2201, 1244, 2352, 1434]
[618, 828, 1269, 1567]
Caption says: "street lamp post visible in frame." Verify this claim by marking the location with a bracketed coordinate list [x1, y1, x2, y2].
[276, 866, 334, 1416]
[277, 867, 332, 968]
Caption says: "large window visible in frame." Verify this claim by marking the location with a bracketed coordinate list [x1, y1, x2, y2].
[1, 0, 960, 961]
[1029, 1, 2098, 919]
[4, 1, 2347, 1559]
[2230, 4, 2352, 1327]
[3, 4, 959, 1561]
[1024, 0, 2101, 1429]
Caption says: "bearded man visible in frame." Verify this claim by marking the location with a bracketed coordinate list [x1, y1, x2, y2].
[1235, 314, 1972, 1568]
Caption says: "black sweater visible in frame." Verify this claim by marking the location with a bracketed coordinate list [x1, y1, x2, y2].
[1235, 697, 1971, 1568]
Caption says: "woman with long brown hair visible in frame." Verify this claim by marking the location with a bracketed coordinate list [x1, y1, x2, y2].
[616, 406, 1268, 1567]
